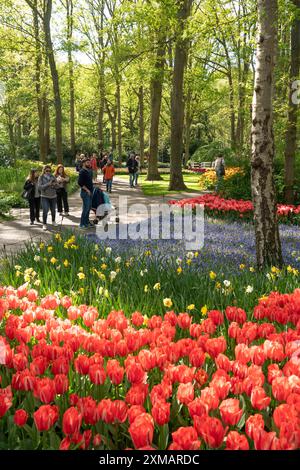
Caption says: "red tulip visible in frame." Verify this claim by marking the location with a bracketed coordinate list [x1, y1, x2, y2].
[34, 405, 58, 431]
[62, 407, 82, 436]
[225, 431, 249, 450]
[129, 413, 154, 449]
[250, 386, 271, 410]
[194, 415, 226, 448]
[14, 409, 28, 427]
[171, 426, 200, 450]
[219, 398, 243, 426]
[152, 401, 170, 426]
[177, 382, 194, 405]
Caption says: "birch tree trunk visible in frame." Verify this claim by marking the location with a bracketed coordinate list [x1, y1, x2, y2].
[284, 0, 300, 204]
[251, 0, 282, 269]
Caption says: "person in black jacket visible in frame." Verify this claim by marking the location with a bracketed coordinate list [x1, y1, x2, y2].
[24, 169, 41, 225]
[78, 158, 94, 229]
[126, 153, 138, 188]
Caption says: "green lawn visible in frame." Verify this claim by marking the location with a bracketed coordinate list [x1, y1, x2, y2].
[117, 172, 202, 196]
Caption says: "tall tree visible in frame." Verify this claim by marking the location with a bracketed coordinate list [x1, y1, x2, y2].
[284, 0, 300, 204]
[147, 35, 165, 180]
[251, 0, 282, 269]
[32, 0, 46, 162]
[61, 0, 76, 156]
[169, 0, 193, 191]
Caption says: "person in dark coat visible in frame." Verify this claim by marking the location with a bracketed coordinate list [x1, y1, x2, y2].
[23, 169, 41, 225]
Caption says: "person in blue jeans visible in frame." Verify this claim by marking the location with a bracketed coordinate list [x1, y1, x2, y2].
[78, 158, 94, 228]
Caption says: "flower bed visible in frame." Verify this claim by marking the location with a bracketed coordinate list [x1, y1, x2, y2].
[1, 285, 300, 450]
[198, 168, 241, 192]
[169, 194, 300, 224]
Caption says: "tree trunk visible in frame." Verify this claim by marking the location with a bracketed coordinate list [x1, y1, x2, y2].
[44, 98, 50, 157]
[116, 82, 122, 165]
[251, 0, 282, 269]
[228, 70, 236, 149]
[106, 98, 117, 151]
[147, 40, 165, 181]
[184, 85, 192, 166]
[138, 86, 145, 167]
[33, 2, 46, 162]
[169, 0, 193, 191]
[43, 0, 63, 164]
[284, 0, 300, 204]
[66, 0, 76, 156]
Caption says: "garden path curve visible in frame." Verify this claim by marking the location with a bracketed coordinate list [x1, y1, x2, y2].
[0, 176, 201, 256]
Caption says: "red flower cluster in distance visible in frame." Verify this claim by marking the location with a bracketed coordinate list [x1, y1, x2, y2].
[1, 285, 300, 450]
[169, 194, 300, 222]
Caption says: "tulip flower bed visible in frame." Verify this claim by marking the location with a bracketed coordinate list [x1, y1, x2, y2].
[169, 194, 300, 225]
[1, 284, 300, 450]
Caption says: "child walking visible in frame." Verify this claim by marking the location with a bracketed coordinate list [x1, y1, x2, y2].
[103, 160, 115, 193]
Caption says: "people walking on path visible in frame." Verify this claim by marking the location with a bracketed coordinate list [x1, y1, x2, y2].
[38, 165, 59, 231]
[133, 155, 141, 187]
[78, 157, 93, 229]
[103, 159, 115, 193]
[126, 152, 138, 188]
[55, 164, 70, 216]
[23, 169, 41, 225]
[214, 154, 226, 192]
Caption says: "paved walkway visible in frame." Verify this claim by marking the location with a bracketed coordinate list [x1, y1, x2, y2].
[0, 176, 201, 256]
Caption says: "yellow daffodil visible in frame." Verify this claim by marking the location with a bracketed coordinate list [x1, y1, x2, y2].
[271, 266, 280, 274]
[163, 298, 173, 308]
[101, 263, 107, 270]
[63, 259, 69, 267]
[194, 252, 199, 258]
[177, 267, 183, 275]
[50, 257, 57, 264]
[79, 266, 84, 272]
[201, 305, 208, 316]
[47, 246, 53, 253]
[77, 272, 85, 280]
[78, 287, 85, 295]
[145, 250, 151, 257]
[14, 265, 22, 270]
[39, 243, 45, 250]
[143, 315, 149, 326]
[104, 289, 109, 298]
[187, 304, 195, 311]
[186, 259, 192, 266]
[34, 280, 41, 287]
[144, 285, 149, 293]
[215, 282, 221, 289]
[55, 234, 62, 242]
[153, 283, 161, 291]
[16, 271, 22, 278]
[249, 267, 255, 272]
[209, 271, 217, 280]
[239, 264, 245, 270]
